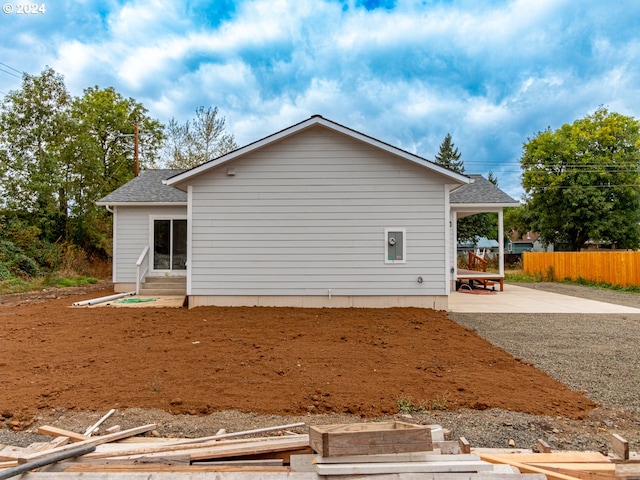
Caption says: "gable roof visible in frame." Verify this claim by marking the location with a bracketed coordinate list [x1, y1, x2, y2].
[450, 174, 519, 207]
[166, 115, 470, 188]
[96, 169, 187, 205]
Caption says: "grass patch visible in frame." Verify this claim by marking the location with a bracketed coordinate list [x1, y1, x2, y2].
[42, 275, 98, 288]
[397, 395, 449, 413]
[563, 277, 640, 295]
[504, 270, 544, 282]
[505, 270, 640, 295]
[0, 275, 98, 295]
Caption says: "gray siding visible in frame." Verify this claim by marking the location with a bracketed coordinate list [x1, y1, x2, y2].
[188, 126, 450, 297]
[113, 205, 187, 283]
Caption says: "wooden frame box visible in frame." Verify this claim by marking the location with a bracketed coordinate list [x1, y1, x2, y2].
[309, 421, 433, 457]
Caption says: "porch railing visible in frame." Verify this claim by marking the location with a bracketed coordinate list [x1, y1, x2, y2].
[135, 245, 150, 295]
[468, 252, 487, 272]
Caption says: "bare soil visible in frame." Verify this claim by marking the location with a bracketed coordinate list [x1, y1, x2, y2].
[0, 286, 596, 425]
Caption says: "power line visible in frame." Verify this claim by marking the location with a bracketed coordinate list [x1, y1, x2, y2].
[0, 61, 24, 75]
[0, 67, 21, 79]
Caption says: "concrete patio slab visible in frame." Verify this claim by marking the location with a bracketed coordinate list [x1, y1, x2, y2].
[448, 284, 640, 314]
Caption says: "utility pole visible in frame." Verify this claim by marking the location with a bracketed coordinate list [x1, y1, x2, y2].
[134, 121, 139, 177]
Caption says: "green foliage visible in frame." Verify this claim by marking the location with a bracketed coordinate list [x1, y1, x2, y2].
[42, 275, 98, 288]
[0, 67, 71, 243]
[435, 133, 464, 173]
[520, 107, 640, 251]
[0, 240, 40, 278]
[163, 106, 238, 168]
[435, 134, 499, 243]
[564, 277, 640, 294]
[0, 69, 165, 258]
[397, 395, 449, 413]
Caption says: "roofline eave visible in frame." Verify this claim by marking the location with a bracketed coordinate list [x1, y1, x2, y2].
[95, 202, 188, 207]
[166, 116, 471, 187]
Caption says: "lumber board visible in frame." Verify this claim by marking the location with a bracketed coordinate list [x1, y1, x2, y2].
[433, 440, 462, 454]
[166, 422, 306, 446]
[192, 459, 284, 466]
[315, 460, 494, 475]
[41, 454, 192, 472]
[83, 434, 310, 460]
[0, 473, 320, 480]
[309, 421, 432, 457]
[479, 452, 589, 480]
[315, 453, 481, 464]
[83, 409, 116, 436]
[472, 448, 533, 454]
[459, 437, 471, 454]
[64, 463, 291, 472]
[0, 472, 549, 480]
[17, 424, 156, 464]
[0, 444, 31, 461]
[526, 463, 616, 473]
[37, 425, 89, 442]
[616, 464, 640, 480]
[533, 468, 619, 480]
[0, 444, 96, 480]
[483, 452, 610, 463]
[612, 434, 630, 461]
[33, 436, 71, 452]
[189, 436, 310, 462]
[537, 439, 552, 453]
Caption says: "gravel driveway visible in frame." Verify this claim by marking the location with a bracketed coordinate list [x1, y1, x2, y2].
[449, 283, 640, 413]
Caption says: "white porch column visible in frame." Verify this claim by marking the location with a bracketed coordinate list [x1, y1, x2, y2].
[452, 210, 458, 282]
[498, 208, 505, 277]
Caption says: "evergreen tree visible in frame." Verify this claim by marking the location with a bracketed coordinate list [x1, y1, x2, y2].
[434, 134, 495, 243]
[435, 133, 464, 173]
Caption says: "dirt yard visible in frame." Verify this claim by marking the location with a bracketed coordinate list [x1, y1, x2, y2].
[0, 286, 596, 424]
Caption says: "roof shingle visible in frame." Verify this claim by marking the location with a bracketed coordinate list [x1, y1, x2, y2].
[96, 169, 187, 204]
[450, 174, 519, 205]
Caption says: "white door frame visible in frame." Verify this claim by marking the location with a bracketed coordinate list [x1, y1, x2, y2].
[149, 215, 188, 276]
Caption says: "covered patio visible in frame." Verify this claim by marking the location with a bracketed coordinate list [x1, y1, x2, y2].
[449, 175, 520, 292]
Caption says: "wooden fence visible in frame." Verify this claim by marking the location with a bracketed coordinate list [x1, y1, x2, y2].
[523, 251, 640, 287]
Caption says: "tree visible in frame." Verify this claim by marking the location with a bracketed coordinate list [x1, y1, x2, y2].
[520, 107, 640, 251]
[0, 67, 72, 242]
[68, 86, 165, 253]
[0, 71, 165, 258]
[434, 133, 495, 242]
[163, 106, 237, 168]
[435, 133, 464, 173]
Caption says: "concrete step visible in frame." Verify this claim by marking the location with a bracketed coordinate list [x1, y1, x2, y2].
[139, 276, 186, 296]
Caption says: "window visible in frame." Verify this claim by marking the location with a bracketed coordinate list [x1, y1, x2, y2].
[384, 228, 406, 264]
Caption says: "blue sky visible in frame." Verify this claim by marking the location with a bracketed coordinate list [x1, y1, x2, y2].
[2, 0, 639, 198]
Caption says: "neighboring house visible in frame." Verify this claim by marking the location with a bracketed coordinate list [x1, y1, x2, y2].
[507, 231, 553, 253]
[97, 115, 518, 308]
[457, 237, 500, 255]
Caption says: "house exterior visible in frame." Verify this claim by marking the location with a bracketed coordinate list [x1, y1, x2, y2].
[98, 115, 517, 308]
[507, 231, 553, 254]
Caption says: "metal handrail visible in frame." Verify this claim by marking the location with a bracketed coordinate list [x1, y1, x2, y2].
[135, 245, 150, 295]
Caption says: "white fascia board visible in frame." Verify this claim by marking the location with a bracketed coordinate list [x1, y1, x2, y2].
[95, 202, 188, 207]
[452, 203, 520, 214]
[166, 116, 471, 187]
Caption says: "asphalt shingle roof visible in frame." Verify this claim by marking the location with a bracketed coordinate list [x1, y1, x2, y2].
[450, 174, 519, 205]
[98, 171, 518, 206]
[97, 169, 187, 204]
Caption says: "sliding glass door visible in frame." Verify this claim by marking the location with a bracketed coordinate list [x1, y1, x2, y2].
[153, 219, 187, 272]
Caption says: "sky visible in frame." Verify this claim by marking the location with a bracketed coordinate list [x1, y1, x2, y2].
[1, 0, 639, 198]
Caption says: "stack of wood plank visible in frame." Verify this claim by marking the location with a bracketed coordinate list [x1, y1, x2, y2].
[0, 417, 637, 480]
